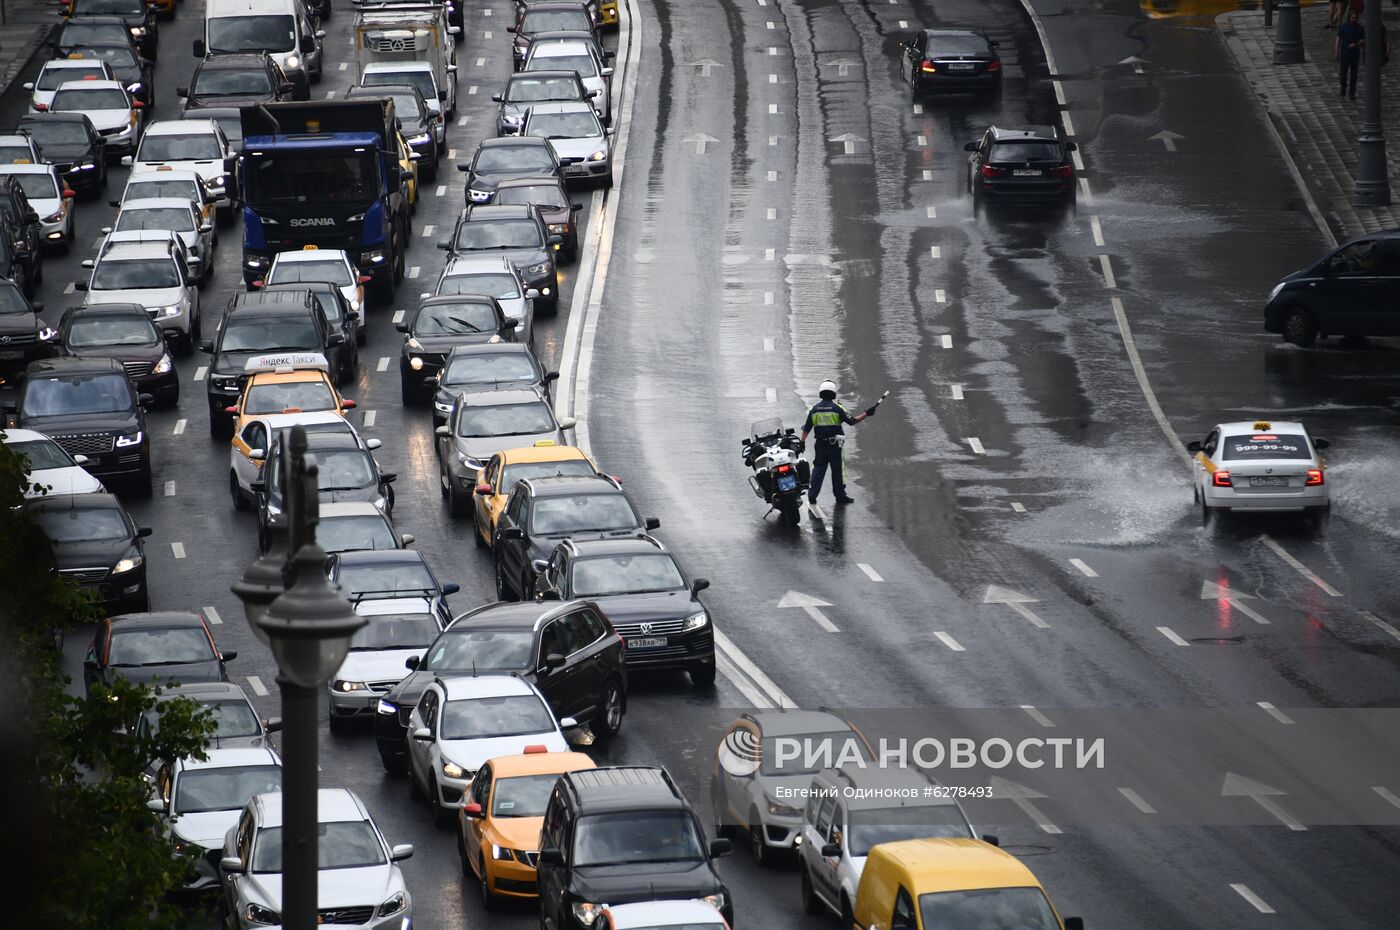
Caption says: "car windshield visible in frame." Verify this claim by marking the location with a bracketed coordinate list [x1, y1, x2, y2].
[56, 24, 129, 47]
[7, 173, 59, 200]
[219, 317, 319, 352]
[455, 219, 544, 251]
[0, 284, 31, 314]
[919, 888, 1060, 929]
[927, 33, 993, 56]
[52, 87, 128, 111]
[528, 111, 600, 139]
[531, 52, 596, 78]
[1221, 433, 1313, 460]
[310, 450, 374, 490]
[73, 0, 143, 13]
[989, 142, 1062, 163]
[494, 183, 568, 209]
[319, 514, 398, 553]
[309, 291, 345, 325]
[416, 302, 498, 335]
[245, 150, 378, 205]
[37, 64, 107, 90]
[337, 562, 435, 597]
[570, 554, 683, 597]
[500, 459, 593, 494]
[522, 10, 592, 32]
[252, 822, 386, 872]
[174, 765, 282, 814]
[143, 696, 263, 738]
[384, 93, 423, 117]
[126, 179, 200, 202]
[203, 114, 243, 148]
[67, 315, 160, 348]
[438, 272, 522, 300]
[441, 353, 538, 387]
[117, 207, 195, 233]
[474, 146, 556, 173]
[194, 68, 272, 96]
[22, 374, 132, 416]
[33, 505, 127, 541]
[268, 259, 354, 286]
[91, 258, 180, 290]
[506, 76, 581, 102]
[529, 493, 635, 534]
[491, 772, 564, 817]
[362, 70, 436, 102]
[138, 133, 222, 162]
[846, 805, 973, 857]
[22, 121, 91, 146]
[573, 811, 706, 867]
[108, 627, 214, 666]
[207, 15, 296, 54]
[244, 381, 337, 415]
[349, 612, 438, 649]
[440, 694, 554, 740]
[72, 44, 138, 69]
[424, 629, 532, 671]
[455, 401, 555, 437]
[8, 439, 74, 471]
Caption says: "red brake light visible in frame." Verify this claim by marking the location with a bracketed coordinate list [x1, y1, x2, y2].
[980, 165, 1007, 178]
[920, 60, 937, 72]
[1306, 469, 1324, 486]
[986, 59, 1001, 72]
[1049, 164, 1073, 178]
[1213, 470, 1233, 488]
[776, 464, 792, 473]
[523, 744, 548, 754]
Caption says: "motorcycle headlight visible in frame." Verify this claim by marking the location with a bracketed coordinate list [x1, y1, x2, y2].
[703, 892, 726, 912]
[334, 680, 367, 692]
[376, 699, 398, 716]
[377, 892, 407, 918]
[153, 353, 172, 374]
[572, 902, 603, 925]
[589, 149, 607, 162]
[285, 55, 301, 69]
[468, 188, 492, 203]
[682, 609, 709, 631]
[244, 904, 279, 925]
[115, 431, 143, 448]
[113, 553, 144, 575]
[526, 261, 551, 277]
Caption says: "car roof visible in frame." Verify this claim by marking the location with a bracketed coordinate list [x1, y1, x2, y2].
[2, 428, 54, 444]
[198, 53, 270, 69]
[464, 204, 537, 220]
[498, 443, 588, 465]
[869, 838, 1040, 893]
[531, 39, 594, 54]
[525, 100, 596, 116]
[490, 749, 595, 779]
[146, 118, 218, 136]
[178, 746, 280, 773]
[457, 387, 546, 406]
[66, 302, 149, 318]
[364, 60, 432, 71]
[444, 343, 536, 361]
[988, 125, 1060, 142]
[521, 0, 592, 11]
[346, 82, 423, 98]
[925, 28, 990, 38]
[0, 163, 55, 176]
[523, 474, 622, 497]
[564, 535, 668, 559]
[253, 787, 364, 828]
[119, 197, 196, 212]
[127, 168, 201, 182]
[271, 248, 351, 263]
[99, 239, 175, 258]
[251, 410, 349, 430]
[18, 112, 93, 125]
[355, 595, 434, 617]
[107, 611, 206, 630]
[335, 548, 428, 567]
[495, 176, 566, 189]
[151, 680, 251, 702]
[1217, 419, 1309, 436]
[54, 78, 127, 93]
[742, 709, 856, 738]
[437, 673, 537, 701]
[230, 289, 314, 311]
[321, 501, 389, 519]
[604, 901, 725, 927]
[279, 430, 361, 452]
[451, 598, 582, 629]
[479, 135, 552, 149]
[25, 490, 123, 512]
[26, 355, 125, 375]
[444, 255, 518, 274]
[563, 766, 683, 811]
[506, 69, 581, 82]
[420, 294, 498, 309]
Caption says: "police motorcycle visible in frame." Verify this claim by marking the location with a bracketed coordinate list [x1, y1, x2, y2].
[742, 417, 810, 526]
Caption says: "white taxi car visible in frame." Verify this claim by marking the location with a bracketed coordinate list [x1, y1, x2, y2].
[118, 166, 218, 232]
[48, 79, 142, 159]
[24, 58, 114, 113]
[0, 163, 75, 251]
[261, 247, 367, 316]
[125, 119, 235, 220]
[1187, 420, 1330, 521]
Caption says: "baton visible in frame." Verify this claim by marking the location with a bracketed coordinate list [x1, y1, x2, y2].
[864, 390, 891, 416]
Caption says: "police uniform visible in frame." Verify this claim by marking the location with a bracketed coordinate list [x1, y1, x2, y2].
[803, 398, 857, 503]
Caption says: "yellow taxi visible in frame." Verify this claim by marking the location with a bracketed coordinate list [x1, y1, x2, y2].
[852, 838, 1081, 930]
[599, 0, 619, 29]
[469, 444, 603, 547]
[458, 748, 596, 906]
[397, 130, 420, 210]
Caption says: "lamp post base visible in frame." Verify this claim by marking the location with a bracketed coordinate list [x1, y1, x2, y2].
[1273, 1, 1304, 65]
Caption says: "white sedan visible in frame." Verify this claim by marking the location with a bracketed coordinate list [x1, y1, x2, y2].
[1187, 420, 1330, 521]
[3, 428, 104, 497]
[0, 163, 75, 252]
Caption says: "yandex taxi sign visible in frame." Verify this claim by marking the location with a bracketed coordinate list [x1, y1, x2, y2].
[244, 353, 331, 374]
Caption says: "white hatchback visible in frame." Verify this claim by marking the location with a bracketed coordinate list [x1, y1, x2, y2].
[1188, 419, 1330, 521]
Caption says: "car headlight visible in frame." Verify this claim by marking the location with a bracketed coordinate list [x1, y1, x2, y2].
[347, 212, 367, 223]
[360, 248, 386, 264]
[286, 55, 301, 69]
[491, 843, 515, 860]
[526, 261, 551, 277]
[44, 210, 62, 223]
[407, 132, 431, 145]
[376, 699, 398, 716]
[244, 904, 279, 925]
[213, 375, 239, 390]
[377, 892, 407, 918]
[503, 113, 524, 126]
[589, 149, 607, 162]
[547, 223, 569, 234]
[113, 554, 144, 575]
[115, 431, 143, 448]
[157, 305, 182, 319]
[434, 400, 453, 414]
[407, 337, 423, 351]
[468, 188, 491, 202]
[766, 798, 801, 817]
[702, 892, 726, 912]
[211, 174, 227, 188]
[76, 162, 96, 170]
[334, 680, 367, 692]
[443, 760, 465, 779]
[265, 501, 282, 517]
[170, 835, 195, 856]
[682, 609, 709, 631]
[572, 902, 604, 925]
[153, 353, 172, 374]
[458, 454, 483, 470]
[1269, 282, 1287, 301]
[410, 356, 425, 371]
[130, 26, 145, 37]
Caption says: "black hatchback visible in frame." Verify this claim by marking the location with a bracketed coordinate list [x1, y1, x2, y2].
[965, 125, 1076, 204]
[29, 491, 151, 614]
[1264, 231, 1400, 346]
[902, 28, 1001, 97]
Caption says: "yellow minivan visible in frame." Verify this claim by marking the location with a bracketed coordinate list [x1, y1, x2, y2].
[851, 838, 1082, 930]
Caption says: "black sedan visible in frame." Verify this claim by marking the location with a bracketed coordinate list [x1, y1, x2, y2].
[430, 343, 556, 427]
[28, 492, 150, 614]
[17, 113, 108, 198]
[62, 0, 157, 60]
[326, 548, 460, 603]
[0, 279, 54, 381]
[460, 136, 566, 204]
[491, 69, 596, 136]
[262, 281, 360, 380]
[82, 611, 234, 698]
[398, 295, 523, 403]
[901, 28, 1001, 98]
[493, 177, 581, 262]
[57, 303, 178, 408]
[964, 125, 1076, 206]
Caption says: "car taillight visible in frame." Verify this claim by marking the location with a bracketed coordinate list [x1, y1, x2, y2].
[1213, 471, 1233, 488]
[980, 165, 1007, 178]
[920, 60, 937, 72]
[1050, 164, 1073, 177]
[986, 59, 1001, 72]
[1306, 469, 1324, 486]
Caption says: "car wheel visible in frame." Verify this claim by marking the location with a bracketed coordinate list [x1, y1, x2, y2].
[690, 661, 716, 688]
[230, 471, 249, 511]
[439, 462, 450, 500]
[380, 751, 407, 775]
[711, 782, 733, 839]
[595, 677, 623, 737]
[800, 864, 822, 915]
[495, 560, 517, 601]
[1282, 306, 1318, 347]
[447, 477, 469, 518]
[749, 810, 770, 867]
[473, 516, 489, 549]
[1200, 493, 1213, 528]
[841, 894, 854, 929]
[478, 860, 496, 910]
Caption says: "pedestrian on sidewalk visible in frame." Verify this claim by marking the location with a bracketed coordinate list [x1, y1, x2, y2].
[1329, 0, 1346, 29]
[1336, 9, 1365, 99]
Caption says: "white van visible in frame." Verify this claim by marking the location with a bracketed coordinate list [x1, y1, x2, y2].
[195, 0, 325, 99]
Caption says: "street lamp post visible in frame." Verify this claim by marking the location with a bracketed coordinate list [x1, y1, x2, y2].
[1354, 0, 1392, 206]
[1273, 0, 1304, 65]
[232, 425, 364, 930]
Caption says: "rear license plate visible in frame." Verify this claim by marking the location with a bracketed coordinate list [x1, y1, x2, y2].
[777, 475, 797, 491]
[0, 349, 24, 360]
[1013, 169, 1042, 176]
[1249, 476, 1289, 487]
[947, 62, 976, 71]
[630, 637, 667, 649]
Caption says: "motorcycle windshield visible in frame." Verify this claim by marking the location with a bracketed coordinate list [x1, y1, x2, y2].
[750, 417, 784, 439]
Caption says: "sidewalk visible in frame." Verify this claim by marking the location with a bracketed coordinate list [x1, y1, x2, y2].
[1220, 4, 1400, 242]
[0, 0, 59, 98]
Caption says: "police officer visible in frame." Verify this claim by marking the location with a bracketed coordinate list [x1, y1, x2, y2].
[800, 379, 874, 505]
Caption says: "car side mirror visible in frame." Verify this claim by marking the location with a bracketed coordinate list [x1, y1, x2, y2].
[964, 141, 979, 152]
[490, 93, 503, 102]
[340, 398, 356, 409]
[558, 416, 576, 430]
[405, 655, 420, 670]
[544, 652, 565, 669]
[389, 843, 414, 861]
[412, 726, 432, 742]
[548, 234, 563, 246]
[1185, 440, 1202, 453]
[530, 559, 548, 574]
[820, 841, 840, 857]
[264, 716, 282, 733]
[198, 339, 214, 352]
[73, 454, 88, 465]
[1313, 438, 1329, 450]
[366, 438, 381, 450]
[176, 86, 189, 97]
[500, 526, 524, 541]
[137, 526, 153, 538]
[193, 39, 206, 57]
[395, 321, 410, 333]
[200, 223, 214, 233]
[463, 802, 484, 817]
[1063, 920, 1083, 930]
[381, 472, 397, 484]
[545, 370, 560, 383]
[990, 39, 1001, 48]
[442, 582, 460, 596]
[145, 797, 166, 813]
[601, 67, 614, 77]
[538, 847, 563, 866]
[220, 856, 245, 874]
[1065, 141, 1078, 151]
[505, 24, 517, 32]
[559, 715, 577, 729]
[474, 482, 491, 495]
[504, 316, 521, 330]
[589, 89, 602, 98]
[645, 517, 660, 531]
[221, 650, 238, 662]
[400, 533, 415, 546]
[120, 155, 133, 167]
[22, 82, 34, 91]
[436, 238, 451, 251]
[981, 833, 1000, 846]
[709, 838, 731, 857]
[691, 578, 710, 596]
[137, 393, 154, 408]
[279, 81, 295, 94]
[328, 332, 345, 346]
[525, 288, 541, 300]
[438, 89, 447, 101]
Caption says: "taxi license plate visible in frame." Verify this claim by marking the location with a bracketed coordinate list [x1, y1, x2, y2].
[947, 62, 976, 71]
[1250, 476, 1289, 487]
[777, 475, 798, 491]
[0, 349, 24, 360]
[630, 637, 667, 649]
[1013, 169, 1042, 176]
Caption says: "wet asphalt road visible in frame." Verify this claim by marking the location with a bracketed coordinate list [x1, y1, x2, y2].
[11, 0, 1400, 925]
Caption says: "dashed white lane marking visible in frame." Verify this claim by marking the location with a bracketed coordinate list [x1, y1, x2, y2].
[194, 366, 207, 381]
[764, 388, 777, 403]
[757, 0, 766, 5]
[422, 225, 436, 237]
[941, 334, 953, 349]
[1119, 787, 1157, 814]
[917, 134, 927, 146]
[921, 169, 933, 181]
[934, 632, 965, 652]
[768, 103, 778, 114]
[1079, 176, 1094, 203]
[163, 480, 175, 497]
[934, 288, 946, 303]
[247, 675, 269, 697]
[377, 357, 390, 372]
[966, 437, 985, 455]
[1099, 254, 1117, 289]
[769, 46, 778, 56]
[930, 245, 941, 259]
[325, 90, 336, 99]
[173, 419, 186, 435]
[1052, 79, 1066, 106]
[475, 56, 485, 67]
[483, 30, 492, 39]
[764, 248, 775, 260]
[767, 170, 777, 181]
[1261, 536, 1343, 597]
[857, 563, 884, 582]
[64, 282, 75, 294]
[763, 337, 774, 352]
[898, 19, 908, 27]
[769, 73, 777, 84]
[1069, 558, 1098, 578]
[436, 184, 447, 196]
[926, 205, 937, 218]
[766, 207, 777, 220]
[393, 309, 406, 324]
[1020, 705, 1055, 728]
[1061, 113, 1076, 137]
[171, 542, 186, 559]
[950, 383, 964, 400]
[1374, 786, 1400, 812]
[363, 410, 377, 427]
[204, 606, 222, 625]
[1011, 501, 1027, 513]
[1157, 626, 1190, 646]
[482, 7, 491, 13]
[764, 291, 774, 305]
[766, 20, 775, 29]
[458, 116, 468, 127]
[913, 102, 923, 114]
[448, 148, 458, 159]
[407, 266, 421, 279]
[1230, 884, 1275, 915]
[1360, 610, 1400, 642]
[468, 85, 478, 95]
[1090, 215, 1105, 247]
[338, 62, 347, 71]
[1072, 148, 1085, 172]
[1257, 702, 1294, 725]
[769, 135, 778, 146]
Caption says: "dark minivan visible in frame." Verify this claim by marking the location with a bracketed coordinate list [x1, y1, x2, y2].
[1264, 231, 1400, 346]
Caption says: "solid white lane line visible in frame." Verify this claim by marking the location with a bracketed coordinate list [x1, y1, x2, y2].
[171, 542, 186, 559]
[1099, 254, 1117, 289]
[204, 606, 222, 625]
[1111, 297, 1191, 464]
[1079, 176, 1094, 203]
[1052, 80, 1066, 105]
[763, 337, 774, 352]
[930, 245, 941, 258]
[1069, 558, 1098, 578]
[64, 282, 76, 294]
[934, 632, 965, 652]
[857, 563, 884, 582]
[716, 652, 775, 709]
[1230, 884, 1276, 915]
[1072, 148, 1085, 172]
[765, 388, 777, 403]
[376, 357, 390, 372]
[1119, 787, 1157, 814]
[1090, 215, 1105, 247]
[392, 310, 405, 324]
[1010, 501, 1027, 513]
[1061, 113, 1076, 137]
[934, 288, 946, 303]
[421, 225, 435, 237]
[764, 291, 774, 305]
[1374, 786, 1400, 812]
[173, 419, 186, 436]
[194, 366, 208, 381]
[967, 437, 985, 455]
[363, 410, 376, 427]
[950, 383, 963, 400]
[247, 675, 269, 697]
[1360, 610, 1400, 642]
[1157, 626, 1190, 646]
[941, 334, 953, 349]
[1261, 536, 1343, 597]
[1257, 702, 1294, 725]
[1020, 705, 1055, 728]
[715, 629, 796, 707]
[163, 480, 175, 497]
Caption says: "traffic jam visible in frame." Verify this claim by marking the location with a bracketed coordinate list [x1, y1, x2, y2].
[1, 0, 1379, 927]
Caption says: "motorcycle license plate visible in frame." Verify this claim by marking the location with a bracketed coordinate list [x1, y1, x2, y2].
[777, 475, 798, 491]
[630, 637, 667, 649]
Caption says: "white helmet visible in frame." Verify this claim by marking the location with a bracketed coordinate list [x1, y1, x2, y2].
[819, 380, 838, 398]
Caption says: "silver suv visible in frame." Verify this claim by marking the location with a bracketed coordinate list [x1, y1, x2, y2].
[78, 231, 199, 353]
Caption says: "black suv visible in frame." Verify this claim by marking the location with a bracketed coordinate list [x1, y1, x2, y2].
[0, 277, 52, 380]
[253, 429, 395, 551]
[509, 1, 600, 70]
[431, 343, 557, 427]
[60, 8, 157, 61]
[57, 303, 178, 408]
[0, 175, 43, 295]
[537, 767, 733, 930]
[28, 492, 151, 613]
[1264, 231, 1400, 347]
[374, 599, 627, 774]
[492, 69, 596, 136]
[441, 203, 561, 314]
[964, 125, 1076, 205]
[261, 281, 359, 381]
[461, 136, 566, 203]
[535, 536, 715, 686]
[178, 53, 294, 112]
[397, 294, 522, 402]
[18, 113, 108, 199]
[493, 475, 658, 601]
[198, 287, 339, 437]
[4, 356, 153, 495]
[901, 28, 1001, 98]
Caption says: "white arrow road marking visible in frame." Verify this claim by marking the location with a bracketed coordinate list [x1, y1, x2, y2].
[1157, 626, 1189, 646]
[688, 59, 722, 76]
[1373, 785, 1400, 812]
[1257, 702, 1294, 725]
[1118, 787, 1157, 814]
[1222, 773, 1307, 831]
[1261, 536, 1343, 596]
[1069, 558, 1098, 578]
[683, 133, 720, 155]
[1120, 55, 1148, 73]
[829, 132, 863, 154]
[934, 632, 965, 652]
[983, 585, 1048, 628]
[1230, 884, 1276, 914]
[1150, 129, 1184, 152]
[204, 606, 222, 625]
[989, 777, 1061, 834]
[1360, 610, 1400, 642]
[778, 590, 840, 632]
[1198, 581, 1273, 624]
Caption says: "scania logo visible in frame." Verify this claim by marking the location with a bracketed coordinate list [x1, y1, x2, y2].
[289, 217, 335, 227]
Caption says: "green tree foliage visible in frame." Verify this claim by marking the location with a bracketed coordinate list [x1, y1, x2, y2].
[0, 433, 215, 930]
